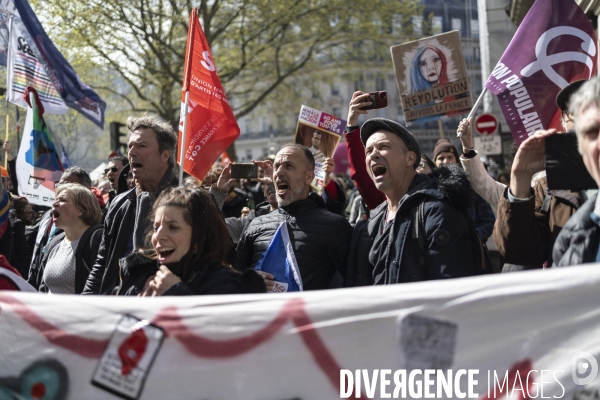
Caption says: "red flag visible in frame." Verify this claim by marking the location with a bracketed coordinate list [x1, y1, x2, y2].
[220, 151, 232, 167]
[178, 9, 240, 181]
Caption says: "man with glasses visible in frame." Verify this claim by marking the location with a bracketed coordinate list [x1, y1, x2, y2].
[105, 156, 128, 192]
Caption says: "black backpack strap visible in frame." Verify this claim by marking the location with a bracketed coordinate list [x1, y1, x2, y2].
[411, 199, 427, 266]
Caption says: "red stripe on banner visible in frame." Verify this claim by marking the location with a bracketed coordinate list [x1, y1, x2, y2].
[0, 294, 108, 358]
[0, 294, 365, 397]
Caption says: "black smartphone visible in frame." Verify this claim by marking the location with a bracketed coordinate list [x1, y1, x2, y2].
[360, 91, 388, 110]
[230, 163, 258, 179]
[545, 132, 597, 191]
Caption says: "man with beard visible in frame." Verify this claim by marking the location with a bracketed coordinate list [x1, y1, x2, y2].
[234, 144, 352, 290]
[83, 115, 178, 294]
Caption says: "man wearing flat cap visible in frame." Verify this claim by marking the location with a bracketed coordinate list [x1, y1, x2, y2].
[344, 91, 482, 286]
[492, 79, 590, 269]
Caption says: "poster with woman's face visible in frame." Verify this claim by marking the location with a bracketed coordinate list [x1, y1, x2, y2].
[391, 31, 473, 124]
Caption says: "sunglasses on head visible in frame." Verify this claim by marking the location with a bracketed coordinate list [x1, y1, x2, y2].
[104, 167, 119, 174]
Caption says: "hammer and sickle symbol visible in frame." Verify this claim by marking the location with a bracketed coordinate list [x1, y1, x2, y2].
[520, 26, 596, 90]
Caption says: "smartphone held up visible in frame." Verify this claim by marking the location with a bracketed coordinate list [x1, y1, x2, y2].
[360, 91, 388, 110]
[230, 163, 259, 179]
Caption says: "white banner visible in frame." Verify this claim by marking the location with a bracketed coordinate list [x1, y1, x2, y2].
[2, 266, 600, 399]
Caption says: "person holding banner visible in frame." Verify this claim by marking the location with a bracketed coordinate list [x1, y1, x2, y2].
[117, 185, 265, 296]
[83, 115, 178, 295]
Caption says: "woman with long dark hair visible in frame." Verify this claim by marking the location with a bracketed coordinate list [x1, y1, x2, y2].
[118, 185, 265, 296]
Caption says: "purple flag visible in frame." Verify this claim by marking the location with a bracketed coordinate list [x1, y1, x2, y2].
[485, 0, 597, 144]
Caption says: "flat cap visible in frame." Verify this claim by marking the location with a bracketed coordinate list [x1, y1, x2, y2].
[360, 118, 422, 169]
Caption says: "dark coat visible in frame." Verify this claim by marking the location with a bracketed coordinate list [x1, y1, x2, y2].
[235, 193, 353, 290]
[28, 224, 103, 294]
[346, 166, 478, 287]
[117, 252, 266, 296]
[553, 194, 599, 267]
[82, 167, 178, 295]
[494, 175, 581, 267]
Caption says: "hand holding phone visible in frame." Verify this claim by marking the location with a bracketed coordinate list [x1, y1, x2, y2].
[230, 163, 258, 179]
[359, 91, 388, 110]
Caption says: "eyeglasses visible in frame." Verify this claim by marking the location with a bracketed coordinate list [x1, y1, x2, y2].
[104, 167, 119, 174]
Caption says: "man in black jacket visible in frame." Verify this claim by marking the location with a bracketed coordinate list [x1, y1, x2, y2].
[346, 118, 480, 286]
[83, 115, 178, 295]
[553, 77, 600, 266]
[235, 144, 352, 290]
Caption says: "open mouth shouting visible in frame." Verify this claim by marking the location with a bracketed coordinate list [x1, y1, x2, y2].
[371, 163, 387, 179]
[156, 246, 176, 263]
[130, 162, 143, 174]
[276, 180, 290, 197]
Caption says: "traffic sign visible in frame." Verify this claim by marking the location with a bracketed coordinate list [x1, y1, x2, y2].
[474, 136, 502, 155]
[474, 113, 498, 135]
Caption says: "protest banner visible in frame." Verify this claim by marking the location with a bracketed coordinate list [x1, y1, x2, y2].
[178, 8, 240, 183]
[391, 31, 472, 125]
[5, 15, 68, 114]
[2, 265, 600, 398]
[484, 0, 597, 145]
[294, 105, 345, 189]
[15, 86, 64, 207]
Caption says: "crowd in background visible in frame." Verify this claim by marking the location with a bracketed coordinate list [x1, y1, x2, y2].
[0, 77, 599, 296]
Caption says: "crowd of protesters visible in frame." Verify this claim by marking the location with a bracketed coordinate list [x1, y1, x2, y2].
[0, 77, 599, 295]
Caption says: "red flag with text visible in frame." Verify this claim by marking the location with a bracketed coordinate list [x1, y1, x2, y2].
[178, 9, 240, 180]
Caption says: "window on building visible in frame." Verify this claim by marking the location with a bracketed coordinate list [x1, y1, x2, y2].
[354, 75, 364, 92]
[392, 15, 403, 33]
[331, 83, 340, 96]
[473, 47, 480, 63]
[376, 74, 386, 90]
[246, 149, 252, 161]
[471, 19, 479, 38]
[332, 107, 340, 117]
[412, 15, 423, 36]
[262, 148, 269, 158]
[432, 16, 443, 34]
[452, 18, 462, 36]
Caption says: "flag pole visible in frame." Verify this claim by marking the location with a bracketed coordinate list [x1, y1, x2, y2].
[178, 91, 189, 184]
[4, 110, 8, 169]
[458, 87, 488, 138]
[178, 8, 197, 185]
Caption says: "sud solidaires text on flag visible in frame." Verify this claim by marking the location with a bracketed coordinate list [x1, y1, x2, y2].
[178, 8, 240, 181]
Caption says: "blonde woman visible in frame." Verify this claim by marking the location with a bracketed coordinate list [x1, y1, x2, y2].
[28, 183, 103, 294]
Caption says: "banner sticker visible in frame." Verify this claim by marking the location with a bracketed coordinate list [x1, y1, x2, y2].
[91, 315, 164, 400]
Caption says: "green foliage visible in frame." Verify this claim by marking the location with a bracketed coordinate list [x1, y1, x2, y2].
[30, 0, 424, 125]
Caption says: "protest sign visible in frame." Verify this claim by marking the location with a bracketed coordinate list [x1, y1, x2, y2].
[178, 8, 239, 183]
[294, 105, 345, 189]
[2, 266, 600, 398]
[485, 0, 597, 145]
[391, 31, 472, 125]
